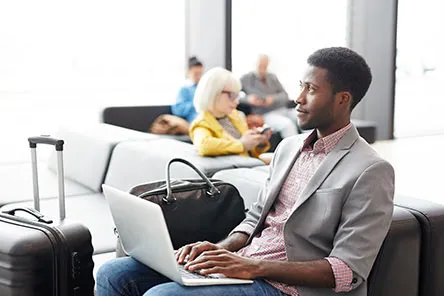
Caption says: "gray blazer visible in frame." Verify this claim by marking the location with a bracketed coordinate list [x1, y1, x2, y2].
[241, 126, 395, 296]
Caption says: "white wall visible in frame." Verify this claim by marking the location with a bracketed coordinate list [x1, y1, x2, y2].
[185, 0, 227, 70]
[231, 0, 348, 100]
[0, 0, 186, 161]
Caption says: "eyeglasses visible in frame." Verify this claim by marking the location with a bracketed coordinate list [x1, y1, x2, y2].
[221, 90, 239, 101]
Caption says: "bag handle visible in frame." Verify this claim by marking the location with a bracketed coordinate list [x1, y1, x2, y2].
[164, 158, 220, 203]
[3, 207, 54, 224]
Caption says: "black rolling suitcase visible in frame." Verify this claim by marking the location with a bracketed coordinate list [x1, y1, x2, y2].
[0, 136, 95, 296]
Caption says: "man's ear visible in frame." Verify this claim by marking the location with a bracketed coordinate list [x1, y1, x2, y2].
[337, 91, 352, 106]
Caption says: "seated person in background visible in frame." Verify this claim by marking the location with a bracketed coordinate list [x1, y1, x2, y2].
[96, 47, 394, 296]
[190, 67, 272, 160]
[240, 54, 299, 138]
[171, 56, 204, 122]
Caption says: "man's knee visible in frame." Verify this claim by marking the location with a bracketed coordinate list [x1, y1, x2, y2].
[96, 259, 121, 287]
[143, 282, 186, 296]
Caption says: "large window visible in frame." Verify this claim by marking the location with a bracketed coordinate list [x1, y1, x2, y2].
[0, 1, 185, 162]
[232, 0, 349, 99]
[394, 0, 444, 137]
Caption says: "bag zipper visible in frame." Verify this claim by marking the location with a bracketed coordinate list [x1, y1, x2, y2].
[139, 181, 238, 199]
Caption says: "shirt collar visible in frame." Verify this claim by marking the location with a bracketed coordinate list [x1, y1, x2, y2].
[302, 123, 353, 154]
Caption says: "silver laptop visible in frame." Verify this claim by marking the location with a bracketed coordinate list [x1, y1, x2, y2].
[102, 184, 253, 286]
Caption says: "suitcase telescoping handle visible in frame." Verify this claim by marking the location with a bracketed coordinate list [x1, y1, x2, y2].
[28, 136, 66, 220]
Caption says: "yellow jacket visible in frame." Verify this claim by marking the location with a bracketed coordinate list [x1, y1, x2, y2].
[189, 110, 270, 158]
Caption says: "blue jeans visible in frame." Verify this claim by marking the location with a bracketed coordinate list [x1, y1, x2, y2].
[96, 257, 284, 296]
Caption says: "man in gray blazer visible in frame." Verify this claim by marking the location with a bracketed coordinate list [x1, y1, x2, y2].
[97, 47, 394, 296]
[240, 55, 299, 138]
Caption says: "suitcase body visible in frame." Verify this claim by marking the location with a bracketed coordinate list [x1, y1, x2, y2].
[0, 136, 95, 296]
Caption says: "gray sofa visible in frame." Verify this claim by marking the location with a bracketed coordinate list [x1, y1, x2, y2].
[1, 122, 443, 295]
[0, 123, 266, 258]
[0, 123, 158, 206]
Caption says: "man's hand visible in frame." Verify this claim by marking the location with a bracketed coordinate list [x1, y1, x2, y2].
[247, 94, 266, 107]
[264, 96, 274, 107]
[185, 249, 261, 279]
[176, 241, 221, 264]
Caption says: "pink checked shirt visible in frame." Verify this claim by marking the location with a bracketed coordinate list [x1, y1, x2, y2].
[235, 123, 354, 295]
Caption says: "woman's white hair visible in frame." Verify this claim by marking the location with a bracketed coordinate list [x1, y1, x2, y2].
[193, 67, 241, 113]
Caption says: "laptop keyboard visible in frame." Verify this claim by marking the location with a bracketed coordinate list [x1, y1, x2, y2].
[178, 264, 217, 280]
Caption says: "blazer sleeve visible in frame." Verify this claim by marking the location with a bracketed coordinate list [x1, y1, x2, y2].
[329, 160, 395, 291]
[191, 126, 245, 156]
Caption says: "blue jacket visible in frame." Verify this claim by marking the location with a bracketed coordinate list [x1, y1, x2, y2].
[171, 81, 198, 122]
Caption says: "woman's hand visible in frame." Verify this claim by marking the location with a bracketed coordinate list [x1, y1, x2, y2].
[258, 129, 272, 145]
[255, 126, 272, 145]
[240, 130, 265, 151]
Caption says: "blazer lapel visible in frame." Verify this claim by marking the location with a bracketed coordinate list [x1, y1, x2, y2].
[246, 136, 306, 243]
[292, 126, 360, 212]
[260, 137, 304, 217]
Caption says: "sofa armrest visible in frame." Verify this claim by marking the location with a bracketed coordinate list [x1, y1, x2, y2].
[48, 123, 159, 192]
[368, 206, 420, 296]
[213, 168, 268, 209]
[101, 105, 172, 132]
[394, 196, 444, 296]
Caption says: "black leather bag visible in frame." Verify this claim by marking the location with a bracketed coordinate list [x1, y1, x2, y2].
[126, 158, 246, 251]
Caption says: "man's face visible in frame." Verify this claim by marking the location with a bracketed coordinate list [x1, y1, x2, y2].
[295, 66, 340, 131]
[189, 66, 203, 84]
[256, 56, 269, 79]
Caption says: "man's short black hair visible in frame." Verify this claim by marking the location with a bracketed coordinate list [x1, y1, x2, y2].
[188, 56, 203, 69]
[307, 47, 372, 110]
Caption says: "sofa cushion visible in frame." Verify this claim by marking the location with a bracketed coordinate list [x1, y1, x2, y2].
[0, 162, 93, 206]
[47, 124, 159, 192]
[104, 139, 265, 191]
[1, 193, 115, 255]
[252, 165, 269, 173]
[213, 167, 268, 209]
[394, 196, 444, 296]
[368, 206, 420, 295]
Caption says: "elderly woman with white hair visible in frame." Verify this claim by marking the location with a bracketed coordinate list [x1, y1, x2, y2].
[190, 67, 272, 159]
